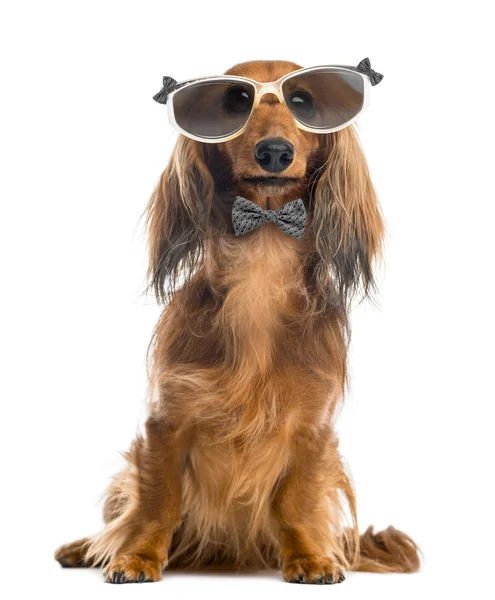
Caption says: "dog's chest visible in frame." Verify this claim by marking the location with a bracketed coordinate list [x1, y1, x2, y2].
[215, 228, 304, 368]
[184, 424, 292, 519]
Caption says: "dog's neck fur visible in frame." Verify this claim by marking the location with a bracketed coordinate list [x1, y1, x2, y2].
[205, 200, 308, 378]
[236, 185, 307, 211]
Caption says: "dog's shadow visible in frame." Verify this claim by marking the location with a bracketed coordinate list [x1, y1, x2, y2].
[164, 565, 282, 582]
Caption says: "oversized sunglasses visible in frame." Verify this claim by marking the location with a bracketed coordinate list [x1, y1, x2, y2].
[153, 58, 383, 143]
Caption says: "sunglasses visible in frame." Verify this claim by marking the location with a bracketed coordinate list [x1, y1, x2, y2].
[153, 58, 383, 144]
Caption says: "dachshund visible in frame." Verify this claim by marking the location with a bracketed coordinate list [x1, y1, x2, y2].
[55, 60, 420, 584]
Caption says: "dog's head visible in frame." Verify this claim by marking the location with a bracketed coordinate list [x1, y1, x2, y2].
[147, 61, 383, 308]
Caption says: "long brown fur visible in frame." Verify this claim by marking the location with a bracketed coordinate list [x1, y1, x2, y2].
[55, 60, 420, 584]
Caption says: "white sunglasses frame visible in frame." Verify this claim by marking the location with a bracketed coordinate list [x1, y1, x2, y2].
[166, 65, 371, 144]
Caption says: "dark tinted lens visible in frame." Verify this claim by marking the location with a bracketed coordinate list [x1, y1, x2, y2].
[289, 90, 315, 119]
[223, 85, 253, 113]
[282, 70, 364, 129]
[173, 80, 255, 139]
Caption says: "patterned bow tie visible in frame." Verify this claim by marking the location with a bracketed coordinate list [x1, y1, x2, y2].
[232, 196, 306, 239]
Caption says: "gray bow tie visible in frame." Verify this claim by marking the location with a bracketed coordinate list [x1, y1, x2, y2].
[232, 196, 306, 239]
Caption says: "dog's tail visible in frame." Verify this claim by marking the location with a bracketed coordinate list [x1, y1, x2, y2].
[344, 525, 420, 573]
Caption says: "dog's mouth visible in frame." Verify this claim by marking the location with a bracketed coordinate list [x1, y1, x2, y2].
[242, 176, 303, 187]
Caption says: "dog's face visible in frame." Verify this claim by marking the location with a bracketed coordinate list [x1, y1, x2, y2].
[219, 61, 321, 205]
[147, 61, 384, 307]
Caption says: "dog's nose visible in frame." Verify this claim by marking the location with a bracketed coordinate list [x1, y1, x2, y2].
[254, 138, 295, 172]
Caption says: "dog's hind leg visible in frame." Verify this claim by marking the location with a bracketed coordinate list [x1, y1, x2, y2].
[54, 434, 142, 570]
[55, 538, 96, 568]
[54, 457, 133, 569]
[83, 416, 185, 583]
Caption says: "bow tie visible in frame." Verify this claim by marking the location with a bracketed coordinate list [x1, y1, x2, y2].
[355, 57, 384, 86]
[232, 197, 307, 240]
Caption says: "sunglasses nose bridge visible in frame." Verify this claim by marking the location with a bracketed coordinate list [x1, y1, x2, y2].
[254, 82, 283, 105]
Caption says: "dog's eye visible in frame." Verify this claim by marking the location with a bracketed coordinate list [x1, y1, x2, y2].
[223, 86, 253, 114]
[289, 90, 314, 119]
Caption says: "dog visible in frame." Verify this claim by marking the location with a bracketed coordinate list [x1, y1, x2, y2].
[55, 60, 420, 584]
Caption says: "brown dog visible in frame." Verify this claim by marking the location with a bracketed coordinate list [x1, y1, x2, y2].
[55, 60, 420, 584]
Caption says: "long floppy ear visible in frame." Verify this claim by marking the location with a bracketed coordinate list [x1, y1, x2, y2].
[146, 136, 214, 303]
[312, 126, 384, 308]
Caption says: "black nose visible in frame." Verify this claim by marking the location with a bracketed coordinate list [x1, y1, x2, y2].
[254, 138, 295, 173]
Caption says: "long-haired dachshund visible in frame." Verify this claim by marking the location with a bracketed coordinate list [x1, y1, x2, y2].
[55, 60, 420, 584]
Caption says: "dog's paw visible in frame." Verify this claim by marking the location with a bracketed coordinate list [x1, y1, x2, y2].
[283, 555, 345, 584]
[55, 538, 92, 568]
[104, 555, 162, 584]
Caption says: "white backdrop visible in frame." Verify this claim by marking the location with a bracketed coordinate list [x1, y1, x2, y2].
[1, 1, 493, 598]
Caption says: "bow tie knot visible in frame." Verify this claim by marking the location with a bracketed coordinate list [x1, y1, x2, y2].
[232, 197, 306, 239]
[262, 210, 279, 224]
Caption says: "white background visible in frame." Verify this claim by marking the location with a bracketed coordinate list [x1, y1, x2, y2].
[1, 1, 494, 598]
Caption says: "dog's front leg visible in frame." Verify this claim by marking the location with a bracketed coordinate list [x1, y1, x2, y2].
[96, 415, 185, 584]
[273, 427, 348, 585]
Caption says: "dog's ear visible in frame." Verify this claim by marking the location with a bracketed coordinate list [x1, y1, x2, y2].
[311, 126, 384, 307]
[146, 136, 214, 302]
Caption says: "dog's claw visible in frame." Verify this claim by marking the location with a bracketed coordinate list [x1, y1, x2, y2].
[289, 571, 342, 585]
[105, 555, 160, 583]
[111, 571, 126, 584]
[108, 568, 152, 584]
[288, 573, 307, 584]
